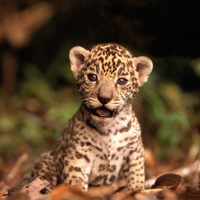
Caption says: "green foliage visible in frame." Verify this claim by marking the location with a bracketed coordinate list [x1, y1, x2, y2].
[140, 62, 200, 159]
[0, 62, 81, 159]
[191, 58, 200, 77]
[0, 46, 199, 163]
[20, 64, 55, 103]
[47, 101, 80, 123]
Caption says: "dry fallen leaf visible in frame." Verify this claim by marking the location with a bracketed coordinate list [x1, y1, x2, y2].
[141, 188, 164, 194]
[4, 193, 29, 200]
[0, 189, 11, 200]
[177, 188, 200, 200]
[0, 190, 4, 199]
[19, 177, 50, 200]
[113, 191, 127, 200]
[49, 184, 87, 200]
[151, 173, 182, 190]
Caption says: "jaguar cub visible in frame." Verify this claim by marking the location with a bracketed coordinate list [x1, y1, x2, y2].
[26, 43, 153, 192]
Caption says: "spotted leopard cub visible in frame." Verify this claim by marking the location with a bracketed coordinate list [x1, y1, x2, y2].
[27, 44, 153, 192]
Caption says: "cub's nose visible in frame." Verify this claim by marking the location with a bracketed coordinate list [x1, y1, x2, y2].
[98, 96, 112, 105]
[97, 78, 114, 105]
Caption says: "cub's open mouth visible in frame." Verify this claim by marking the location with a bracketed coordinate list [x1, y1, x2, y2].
[91, 106, 113, 118]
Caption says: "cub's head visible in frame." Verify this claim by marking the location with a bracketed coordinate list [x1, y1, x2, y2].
[69, 44, 153, 120]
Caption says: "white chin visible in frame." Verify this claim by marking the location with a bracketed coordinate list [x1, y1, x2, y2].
[91, 114, 113, 122]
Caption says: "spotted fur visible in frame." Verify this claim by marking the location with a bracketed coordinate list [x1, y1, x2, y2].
[24, 43, 153, 192]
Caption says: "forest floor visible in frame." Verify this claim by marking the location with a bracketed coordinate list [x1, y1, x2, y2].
[0, 150, 199, 200]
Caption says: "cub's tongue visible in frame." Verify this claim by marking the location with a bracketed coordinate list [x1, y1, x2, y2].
[96, 107, 111, 117]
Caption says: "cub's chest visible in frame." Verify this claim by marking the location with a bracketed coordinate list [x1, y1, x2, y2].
[88, 135, 132, 186]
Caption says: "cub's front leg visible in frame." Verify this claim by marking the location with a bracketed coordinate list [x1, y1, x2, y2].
[122, 139, 145, 192]
[63, 150, 93, 190]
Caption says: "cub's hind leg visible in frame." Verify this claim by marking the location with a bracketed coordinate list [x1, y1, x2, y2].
[29, 151, 58, 189]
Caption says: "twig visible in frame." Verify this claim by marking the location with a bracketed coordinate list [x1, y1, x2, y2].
[5, 153, 28, 183]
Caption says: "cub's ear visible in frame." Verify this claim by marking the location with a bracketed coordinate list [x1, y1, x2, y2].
[69, 46, 90, 79]
[133, 56, 153, 87]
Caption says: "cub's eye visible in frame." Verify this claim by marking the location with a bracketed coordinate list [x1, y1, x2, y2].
[87, 74, 97, 82]
[117, 78, 128, 86]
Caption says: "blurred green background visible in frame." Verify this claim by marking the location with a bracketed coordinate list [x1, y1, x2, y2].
[0, 0, 199, 174]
